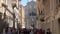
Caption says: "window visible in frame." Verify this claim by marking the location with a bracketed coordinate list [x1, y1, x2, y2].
[29, 12, 36, 16]
[43, 0, 47, 5]
[58, 18, 60, 23]
[38, 8, 40, 15]
[59, 0, 60, 4]
[34, 6, 36, 9]
[58, 0, 60, 5]
[56, 0, 59, 6]
[43, 0, 46, 5]
[40, 17, 45, 22]
[39, 10, 44, 15]
[40, 11, 43, 15]
[38, 0, 40, 1]
[29, 13, 31, 16]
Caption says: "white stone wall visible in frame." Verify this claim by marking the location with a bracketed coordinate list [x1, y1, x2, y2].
[1, 0, 20, 29]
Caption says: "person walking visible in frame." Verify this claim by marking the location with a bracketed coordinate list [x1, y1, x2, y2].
[12, 29, 16, 34]
[30, 29, 33, 34]
[24, 28, 27, 34]
[1, 28, 6, 34]
[6, 28, 12, 34]
[42, 30, 45, 34]
[34, 29, 37, 34]
[46, 28, 51, 34]
[38, 29, 43, 34]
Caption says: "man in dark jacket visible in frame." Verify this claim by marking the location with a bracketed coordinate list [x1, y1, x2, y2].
[42, 30, 45, 34]
[46, 28, 51, 34]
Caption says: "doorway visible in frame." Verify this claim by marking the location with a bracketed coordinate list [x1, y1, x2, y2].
[58, 18, 60, 34]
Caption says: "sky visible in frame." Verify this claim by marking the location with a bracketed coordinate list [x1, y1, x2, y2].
[21, 0, 36, 6]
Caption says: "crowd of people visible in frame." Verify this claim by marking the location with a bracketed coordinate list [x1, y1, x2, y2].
[0, 27, 52, 34]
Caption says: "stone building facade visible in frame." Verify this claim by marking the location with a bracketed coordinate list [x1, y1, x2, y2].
[37, 0, 60, 34]
[1, 0, 21, 29]
[25, 1, 37, 29]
